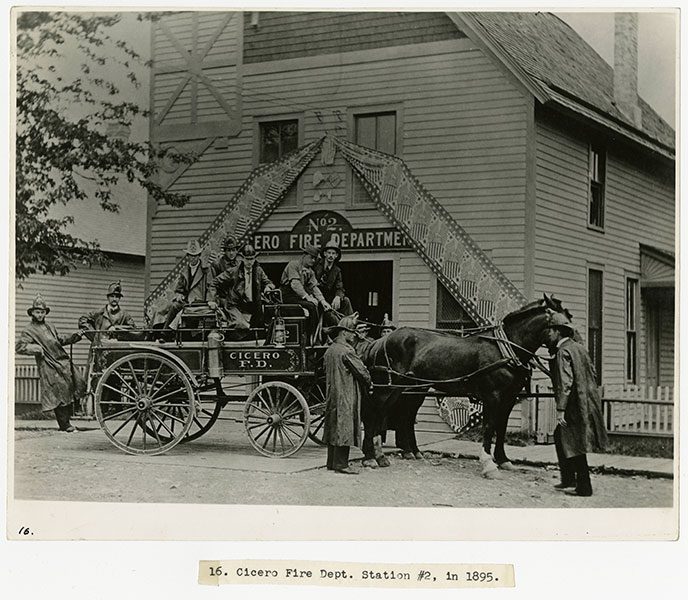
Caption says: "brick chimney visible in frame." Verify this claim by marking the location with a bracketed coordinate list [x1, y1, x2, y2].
[614, 12, 643, 128]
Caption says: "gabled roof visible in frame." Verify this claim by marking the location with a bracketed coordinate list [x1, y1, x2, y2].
[450, 12, 675, 159]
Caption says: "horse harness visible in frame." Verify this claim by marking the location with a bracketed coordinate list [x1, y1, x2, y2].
[372, 323, 542, 390]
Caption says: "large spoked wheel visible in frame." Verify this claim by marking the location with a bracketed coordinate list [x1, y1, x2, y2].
[305, 375, 327, 446]
[244, 381, 310, 458]
[95, 353, 195, 455]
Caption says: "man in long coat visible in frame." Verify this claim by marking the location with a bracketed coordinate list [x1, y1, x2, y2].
[16, 294, 85, 432]
[78, 281, 136, 343]
[323, 315, 373, 474]
[208, 243, 275, 330]
[314, 240, 353, 326]
[545, 312, 608, 497]
[211, 234, 242, 278]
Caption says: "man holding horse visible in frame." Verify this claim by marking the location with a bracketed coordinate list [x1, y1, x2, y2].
[545, 312, 607, 497]
[323, 314, 373, 474]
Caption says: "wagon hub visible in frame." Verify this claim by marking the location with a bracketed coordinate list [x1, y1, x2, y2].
[136, 396, 153, 411]
[267, 413, 282, 425]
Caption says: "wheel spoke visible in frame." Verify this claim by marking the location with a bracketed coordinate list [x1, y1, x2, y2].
[110, 410, 138, 436]
[142, 417, 147, 451]
[126, 418, 140, 446]
[127, 360, 142, 394]
[261, 426, 276, 449]
[147, 362, 165, 396]
[151, 387, 187, 403]
[282, 418, 308, 428]
[111, 370, 139, 399]
[276, 425, 287, 453]
[247, 420, 269, 431]
[146, 414, 164, 447]
[263, 388, 275, 411]
[252, 422, 273, 442]
[150, 373, 178, 399]
[101, 405, 138, 422]
[247, 402, 271, 418]
[281, 407, 305, 421]
[150, 411, 175, 438]
[278, 396, 299, 416]
[101, 383, 138, 402]
[279, 423, 296, 445]
[311, 416, 326, 437]
[153, 407, 187, 425]
[282, 421, 306, 437]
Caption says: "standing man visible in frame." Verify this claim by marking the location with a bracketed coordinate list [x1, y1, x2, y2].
[280, 245, 331, 341]
[16, 294, 86, 432]
[545, 312, 608, 497]
[154, 239, 213, 330]
[209, 243, 276, 329]
[79, 281, 136, 342]
[314, 240, 353, 326]
[323, 315, 373, 474]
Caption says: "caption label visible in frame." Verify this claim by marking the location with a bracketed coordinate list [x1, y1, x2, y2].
[199, 560, 514, 588]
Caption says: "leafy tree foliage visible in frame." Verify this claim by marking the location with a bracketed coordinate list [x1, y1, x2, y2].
[15, 11, 190, 280]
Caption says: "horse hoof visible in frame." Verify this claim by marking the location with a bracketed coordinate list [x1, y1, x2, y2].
[482, 469, 503, 480]
[498, 461, 515, 470]
[362, 459, 378, 468]
[401, 451, 415, 460]
[376, 455, 391, 468]
[414, 451, 425, 460]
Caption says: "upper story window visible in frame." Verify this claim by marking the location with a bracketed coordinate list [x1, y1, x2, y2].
[258, 118, 299, 206]
[588, 143, 606, 230]
[436, 282, 476, 331]
[352, 111, 397, 205]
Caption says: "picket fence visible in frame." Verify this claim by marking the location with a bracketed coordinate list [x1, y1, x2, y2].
[530, 384, 674, 442]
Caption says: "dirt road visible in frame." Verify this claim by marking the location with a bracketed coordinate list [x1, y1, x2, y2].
[12, 421, 672, 508]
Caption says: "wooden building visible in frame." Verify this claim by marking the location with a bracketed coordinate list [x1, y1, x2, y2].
[146, 12, 675, 430]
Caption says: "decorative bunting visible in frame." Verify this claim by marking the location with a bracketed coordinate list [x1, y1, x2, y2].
[143, 137, 325, 323]
[332, 136, 527, 325]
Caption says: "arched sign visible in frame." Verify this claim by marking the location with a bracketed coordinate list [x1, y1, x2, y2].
[251, 210, 410, 252]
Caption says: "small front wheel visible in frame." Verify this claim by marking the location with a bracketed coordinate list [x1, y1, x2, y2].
[244, 381, 310, 458]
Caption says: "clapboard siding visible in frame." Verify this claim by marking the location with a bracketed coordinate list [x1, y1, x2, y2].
[14, 255, 146, 368]
[244, 12, 465, 63]
[398, 254, 432, 327]
[149, 34, 529, 295]
[534, 108, 675, 387]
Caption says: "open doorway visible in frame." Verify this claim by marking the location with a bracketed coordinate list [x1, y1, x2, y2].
[261, 259, 393, 327]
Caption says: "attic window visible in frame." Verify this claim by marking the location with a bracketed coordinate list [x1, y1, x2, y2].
[588, 143, 606, 230]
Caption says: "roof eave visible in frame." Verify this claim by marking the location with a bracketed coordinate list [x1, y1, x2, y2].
[446, 12, 552, 104]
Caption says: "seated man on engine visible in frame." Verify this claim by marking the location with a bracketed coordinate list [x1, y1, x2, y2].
[152, 239, 213, 332]
[208, 243, 276, 331]
[211, 234, 242, 277]
[314, 240, 353, 327]
[279, 245, 332, 343]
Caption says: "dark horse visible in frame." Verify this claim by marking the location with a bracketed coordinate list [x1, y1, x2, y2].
[356, 294, 572, 476]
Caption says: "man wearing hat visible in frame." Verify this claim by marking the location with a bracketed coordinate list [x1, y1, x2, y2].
[279, 245, 332, 342]
[211, 234, 242, 278]
[208, 243, 276, 330]
[154, 239, 213, 330]
[16, 294, 86, 432]
[323, 314, 373, 474]
[380, 313, 396, 338]
[314, 239, 353, 326]
[79, 280, 136, 342]
[544, 311, 607, 497]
